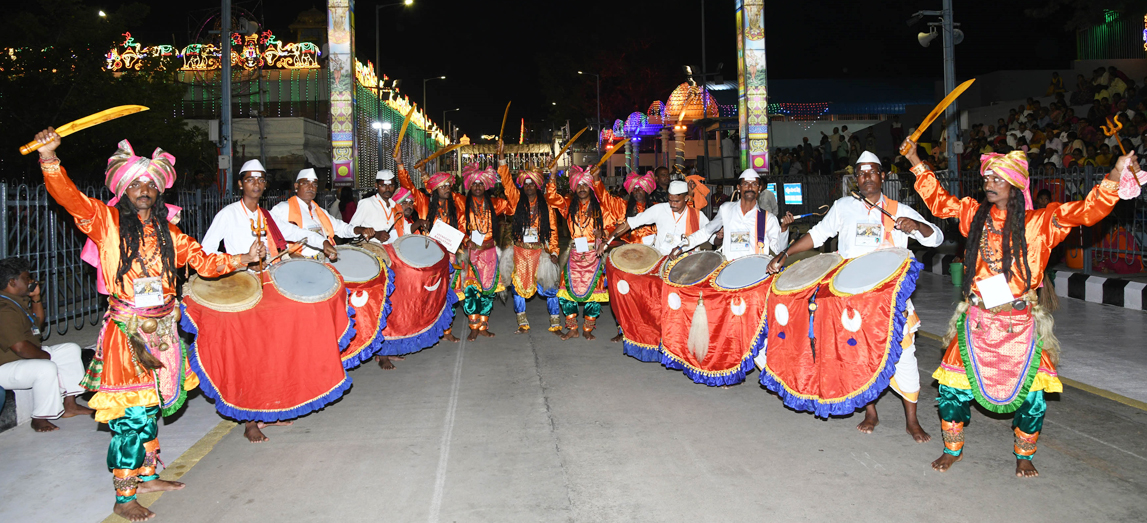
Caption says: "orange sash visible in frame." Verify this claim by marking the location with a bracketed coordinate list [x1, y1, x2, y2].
[287, 196, 335, 244]
[685, 207, 700, 236]
[879, 198, 899, 248]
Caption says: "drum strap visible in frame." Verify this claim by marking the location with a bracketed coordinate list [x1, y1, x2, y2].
[287, 196, 336, 244]
[685, 207, 700, 236]
[259, 209, 287, 255]
[756, 208, 768, 253]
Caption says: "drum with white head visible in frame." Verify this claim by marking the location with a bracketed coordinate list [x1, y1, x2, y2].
[662, 250, 724, 286]
[269, 258, 341, 303]
[392, 234, 445, 268]
[329, 245, 382, 283]
[185, 270, 262, 312]
[713, 254, 774, 290]
[609, 244, 664, 275]
[830, 248, 911, 295]
[773, 252, 844, 293]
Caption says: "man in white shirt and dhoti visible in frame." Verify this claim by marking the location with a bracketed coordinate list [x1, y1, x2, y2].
[676, 169, 792, 259]
[603, 181, 710, 256]
[350, 169, 401, 244]
[270, 168, 374, 258]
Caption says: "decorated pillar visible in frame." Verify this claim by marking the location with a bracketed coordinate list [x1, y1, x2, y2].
[660, 127, 670, 168]
[624, 139, 633, 173]
[673, 124, 686, 170]
[736, 0, 768, 173]
[328, 0, 356, 186]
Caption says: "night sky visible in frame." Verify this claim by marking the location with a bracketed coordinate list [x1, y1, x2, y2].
[115, 0, 1077, 137]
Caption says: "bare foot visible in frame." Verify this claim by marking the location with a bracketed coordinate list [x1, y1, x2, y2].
[61, 396, 95, 418]
[931, 453, 962, 472]
[258, 421, 293, 428]
[136, 478, 185, 494]
[377, 356, 396, 370]
[391, 355, 406, 361]
[610, 333, 623, 343]
[31, 419, 59, 432]
[479, 329, 495, 337]
[113, 500, 156, 521]
[1016, 459, 1039, 478]
[244, 421, 269, 443]
[550, 328, 564, 338]
[444, 331, 460, 343]
[856, 404, 879, 434]
[584, 331, 596, 340]
[466, 328, 480, 341]
[561, 328, 579, 341]
[903, 400, 931, 442]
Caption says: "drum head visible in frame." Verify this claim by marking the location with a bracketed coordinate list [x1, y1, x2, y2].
[609, 244, 663, 275]
[831, 248, 910, 295]
[269, 258, 340, 303]
[774, 252, 844, 292]
[359, 241, 391, 266]
[665, 251, 724, 285]
[330, 245, 382, 283]
[394, 235, 445, 268]
[714, 254, 774, 290]
[187, 271, 262, 312]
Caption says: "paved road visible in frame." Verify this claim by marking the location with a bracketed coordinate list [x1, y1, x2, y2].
[143, 302, 1147, 523]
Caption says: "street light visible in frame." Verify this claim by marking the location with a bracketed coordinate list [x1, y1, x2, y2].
[98, 10, 106, 17]
[578, 71, 601, 156]
[423, 76, 446, 116]
[908, 0, 963, 176]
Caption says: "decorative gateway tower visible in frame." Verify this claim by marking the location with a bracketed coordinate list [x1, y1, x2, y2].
[328, 0, 357, 186]
[735, 0, 768, 173]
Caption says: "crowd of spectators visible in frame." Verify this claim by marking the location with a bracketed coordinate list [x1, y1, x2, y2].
[769, 65, 1147, 179]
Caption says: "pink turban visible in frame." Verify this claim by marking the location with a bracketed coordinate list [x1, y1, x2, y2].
[623, 171, 655, 194]
[427, 171, 454, 191]
[462, 163, 497, 192]
[516, 169, 543, 188]
[568, 165, 593, 188]
[980, 151, 1032, 210]
[391, 187, 413, 204]
[105, 139, 176, 198]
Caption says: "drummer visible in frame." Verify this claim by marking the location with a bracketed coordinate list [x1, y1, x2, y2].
[495, 143, 562, 334]
[270, 168, 375, 259]
[389, 188, 425, 237]
[348, 169, 402, 244]
[674, 169, 791, 260]
[603, 181, 709, 256]
[765, 150, 943, 443]
[202, 160, 338, 262]
[394, 151, 465, 343]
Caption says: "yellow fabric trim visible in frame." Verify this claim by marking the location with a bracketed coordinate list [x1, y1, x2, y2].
[90, 389, 161, 423]
[932, 367, 1061, 394]
[557, 289, 610, 302]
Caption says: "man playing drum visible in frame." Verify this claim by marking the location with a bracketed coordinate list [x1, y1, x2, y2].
[675, 169, 791, 260]
[395, 152, 465, 343]
[202, 160, 337, 261]
[545, 165, 617, 340]
[604, 181, 709, 257]
[766, 151, 943, 443]
[349, 169, 402, 244]
[271, 168, 375, 259]
[32, 128, 263, 522]
[907, 143, 1137, 477]
[496, 144, 562, 334]
[458, 158, 513, 340]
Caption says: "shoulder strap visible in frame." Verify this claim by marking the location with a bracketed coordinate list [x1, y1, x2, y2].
[259, 208, 287, 254]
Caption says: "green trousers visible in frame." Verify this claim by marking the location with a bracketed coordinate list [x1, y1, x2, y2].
[108, 405, 161, 503]
[937, 385, 1046, 459]
[559, 298, 601, 318]
[462, 286, 494, 317]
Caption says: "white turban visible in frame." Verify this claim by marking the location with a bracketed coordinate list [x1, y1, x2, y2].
[296, 168, 318, 181]
[240, 159, 265, 174]
[668, 180, 689, 195]
[376, 169, 395, 181]
[856, 151, 881, 166]
[738, 168, 760, 181]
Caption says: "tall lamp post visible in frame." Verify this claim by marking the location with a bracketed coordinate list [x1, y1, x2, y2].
[578, 71, 601, 157]
[422, 76, 447, 118]
[443, 107, 461, 139]
[908, 0, 963, 176]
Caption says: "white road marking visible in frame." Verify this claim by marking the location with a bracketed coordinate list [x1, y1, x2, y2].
[428, 335, 466, 523]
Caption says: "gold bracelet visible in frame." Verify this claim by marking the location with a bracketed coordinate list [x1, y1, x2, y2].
[40, 162, 61, 173]
[910, 163, 929, 176]
[1099, 179, 1118, 192]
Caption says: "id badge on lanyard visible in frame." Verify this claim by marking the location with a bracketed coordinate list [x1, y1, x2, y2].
[132, 276, 164, 307]
[854, 219, 884, 247]
[523, 227, 539, 244]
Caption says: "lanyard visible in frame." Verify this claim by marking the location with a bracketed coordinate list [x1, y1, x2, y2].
[0, 294, 37, 325]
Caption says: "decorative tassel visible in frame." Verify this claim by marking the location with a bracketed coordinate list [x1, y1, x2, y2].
[688, 294, 709, 363]
[1039, 280, 1059, 312]
[129, 333, 164, 371]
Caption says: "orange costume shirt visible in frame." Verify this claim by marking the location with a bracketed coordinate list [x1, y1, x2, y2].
[43, 164, 239, 421]
[593, 180, 653, 244]
[396, 165, 466, 230]
[499, 165, 559, 254]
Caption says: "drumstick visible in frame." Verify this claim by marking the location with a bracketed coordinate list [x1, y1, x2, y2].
[267, 238, 308, 265]
[792, 205, 829, 220]
[850, 191, 896, 220]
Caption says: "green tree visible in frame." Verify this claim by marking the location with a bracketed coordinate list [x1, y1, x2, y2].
[1, 0, 214, 187]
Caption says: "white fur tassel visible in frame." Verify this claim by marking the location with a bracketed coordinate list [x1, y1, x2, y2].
[498, 246, 516, 288]
[688, 294, 709, 362]
[536, 251, 561, 292]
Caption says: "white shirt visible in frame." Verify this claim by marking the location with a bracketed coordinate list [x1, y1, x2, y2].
[625, 203, 712, 256]
[687, 200, 789, 260]
[349, 194, 399, 244]
[270, 199, 358, 256]
[201, 201, 327, 255]
[808, 195, 943, 260]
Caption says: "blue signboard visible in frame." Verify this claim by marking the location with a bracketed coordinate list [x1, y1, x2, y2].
[783, 183, 803, 205]
[766, 183, 777, 197]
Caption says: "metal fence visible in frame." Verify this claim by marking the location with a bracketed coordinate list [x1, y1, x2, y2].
[1, 183, 342, 338]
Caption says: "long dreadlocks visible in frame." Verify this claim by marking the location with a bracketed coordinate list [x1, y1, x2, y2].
[961, 187, 1032, 299]
[573, 190, 605, 234]
[115, 194, 178, 289]
[511, 190, 550, 243]
[465, 190, 501, 241]
[427, 191, 458, 228]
